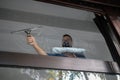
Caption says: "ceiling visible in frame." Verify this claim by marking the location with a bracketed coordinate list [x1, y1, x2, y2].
[0, 0, 94, 21]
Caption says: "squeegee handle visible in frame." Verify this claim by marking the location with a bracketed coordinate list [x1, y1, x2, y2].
[25, 30, 31, 37]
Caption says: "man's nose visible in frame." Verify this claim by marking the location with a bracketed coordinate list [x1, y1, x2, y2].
[63, 40, 69, 42]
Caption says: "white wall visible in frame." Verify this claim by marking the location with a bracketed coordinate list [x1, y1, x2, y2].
[0, 0, 94, 21]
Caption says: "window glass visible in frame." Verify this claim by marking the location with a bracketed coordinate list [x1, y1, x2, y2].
[0, 0, 113, 61]
[0, 67, 119, 80]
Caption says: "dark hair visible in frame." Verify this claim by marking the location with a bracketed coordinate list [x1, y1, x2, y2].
[63, 34, 72, 41]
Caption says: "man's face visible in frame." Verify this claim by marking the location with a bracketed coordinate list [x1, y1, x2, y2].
[62, 36, 72, 47]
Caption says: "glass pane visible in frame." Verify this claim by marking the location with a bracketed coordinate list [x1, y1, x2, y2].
[0, 67, 119, 80]
[0, 0, 113, 61]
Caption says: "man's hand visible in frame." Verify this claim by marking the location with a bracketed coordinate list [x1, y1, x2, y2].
[27, 35, 37, 46]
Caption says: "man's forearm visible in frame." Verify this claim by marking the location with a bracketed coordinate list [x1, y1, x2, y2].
[32, 43, 47, 55]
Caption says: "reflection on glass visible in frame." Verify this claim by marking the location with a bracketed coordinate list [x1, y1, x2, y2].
[0, 67, 119, 80]
[117, 75, 120, 80]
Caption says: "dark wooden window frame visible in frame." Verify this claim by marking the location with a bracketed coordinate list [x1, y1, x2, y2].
[0, 0, 120, 74]
[0, 51, 120, 74]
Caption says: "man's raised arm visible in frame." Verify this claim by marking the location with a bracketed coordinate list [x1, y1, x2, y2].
[26, 35, 47, 55]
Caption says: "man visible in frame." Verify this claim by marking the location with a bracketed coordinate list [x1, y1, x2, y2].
[27, 34, 85, 58]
